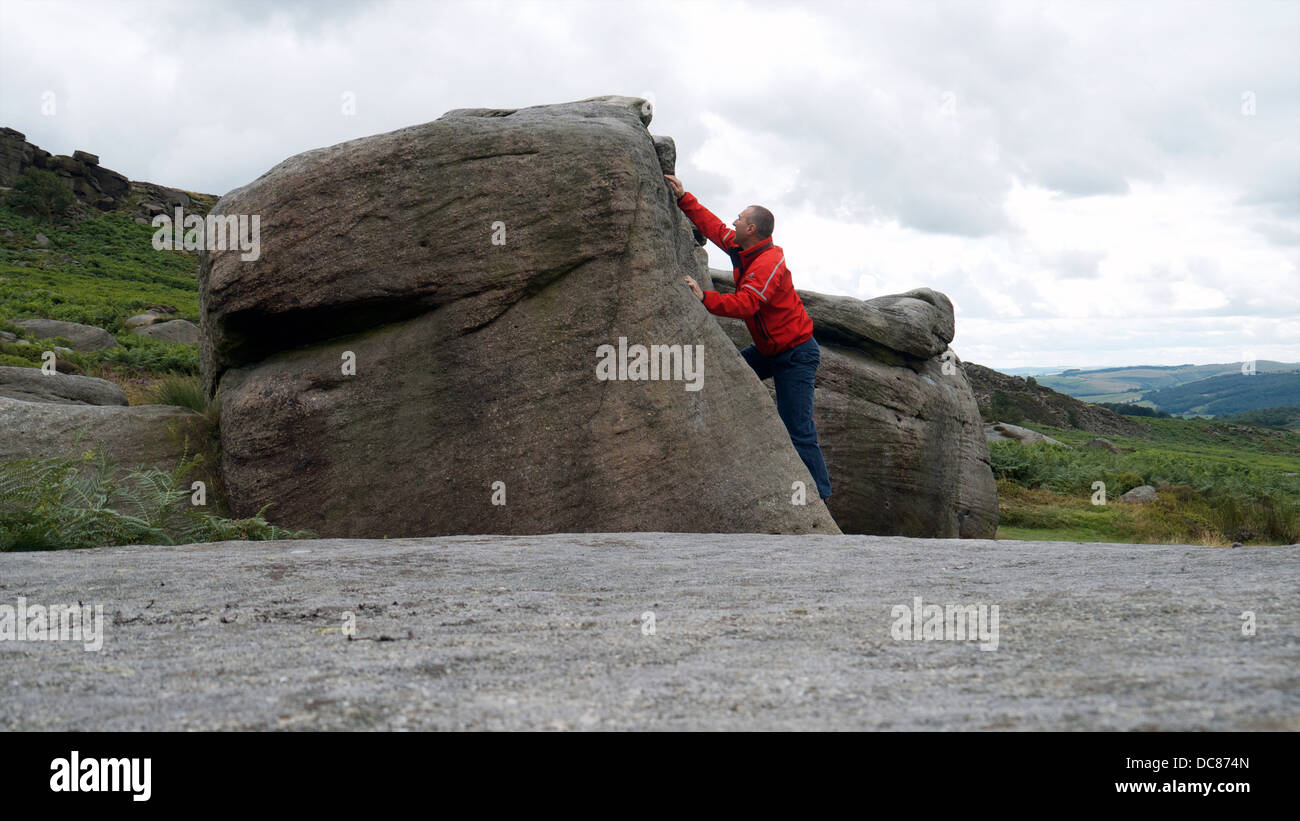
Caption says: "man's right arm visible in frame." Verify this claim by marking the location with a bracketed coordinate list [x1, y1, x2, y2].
[664, 176, 735, 251]
[676, 192, 736, 252]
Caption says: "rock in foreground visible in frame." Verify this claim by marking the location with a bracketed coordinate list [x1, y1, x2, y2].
[1, 533, 1293, 731]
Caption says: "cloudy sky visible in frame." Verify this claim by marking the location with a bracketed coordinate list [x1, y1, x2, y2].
[2, 0, 1297, 370]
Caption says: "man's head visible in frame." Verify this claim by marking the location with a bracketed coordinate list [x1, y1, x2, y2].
[732, 205, 774, 249]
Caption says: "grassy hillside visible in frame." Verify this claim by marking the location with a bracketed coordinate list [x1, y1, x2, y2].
[0, 196, 321, 548]
[993, 415, 1300, 545]
[0, 200, 201, 398]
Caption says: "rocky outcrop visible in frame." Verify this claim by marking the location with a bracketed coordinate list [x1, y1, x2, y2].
[11, 318, 118, 351]
[0, 127, 215, 218]
[0, 366, 128, 405]
[709, 271, 996, 538]
[1, 127, 127, 211]
[200, 96, 839, 539]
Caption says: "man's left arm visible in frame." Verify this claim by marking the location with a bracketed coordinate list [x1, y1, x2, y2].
[696, 255, 782, 318]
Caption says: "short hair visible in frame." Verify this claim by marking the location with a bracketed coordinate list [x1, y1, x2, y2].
[747, 205, 774, 239]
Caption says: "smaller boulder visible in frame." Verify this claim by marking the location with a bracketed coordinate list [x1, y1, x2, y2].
[0, 365, 128, 405]
[985, 422, 1066, 446]
[1084, 437, 1121, 454]
[12, 318, 118, 351]
[124, 312, 163, 329]
[1120, 485, 1159, 503]
[132, 318, 199, 344]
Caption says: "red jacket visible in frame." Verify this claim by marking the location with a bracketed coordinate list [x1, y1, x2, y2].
[676, 191, 814, 357]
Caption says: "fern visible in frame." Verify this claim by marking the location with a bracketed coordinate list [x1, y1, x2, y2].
[0, 435, 316, 550]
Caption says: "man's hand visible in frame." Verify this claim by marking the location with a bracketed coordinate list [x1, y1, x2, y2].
[683, 275, 704, 302]
[663, 174, 685, 198]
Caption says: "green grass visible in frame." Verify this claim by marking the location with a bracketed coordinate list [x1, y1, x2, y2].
[148, 373, 208, 412]
[992, 418, 1300, 545]
[0, 435, 316, 551]
[0, 198, 313, 549]
[0, 199, 200, 378]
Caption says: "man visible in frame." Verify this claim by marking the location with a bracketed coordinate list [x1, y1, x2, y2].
[663, 173, 832, 501]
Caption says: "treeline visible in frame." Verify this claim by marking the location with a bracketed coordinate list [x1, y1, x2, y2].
[1215, 405, 1300, 429]
[1140, 371, 1300, 416]
[1095, 402, 1171, 418]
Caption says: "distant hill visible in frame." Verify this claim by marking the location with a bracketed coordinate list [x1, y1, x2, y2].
[1036, 361, 1299, 403]
[962, 362, 1145, 437]
[996, 366, 1078, 377]
[1139, 371, 1300, 417]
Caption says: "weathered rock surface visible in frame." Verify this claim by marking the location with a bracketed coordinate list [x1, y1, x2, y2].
[710, 271, 996, 538]
[0, 365, 128, 405]
[1, 532, 1294, 731]
[200, 96, 838, 538]
[0, 396, 205, 473]
[11, 317, 118, 351]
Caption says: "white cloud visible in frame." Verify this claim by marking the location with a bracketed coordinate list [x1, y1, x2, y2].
[1, 0, 1296, 370]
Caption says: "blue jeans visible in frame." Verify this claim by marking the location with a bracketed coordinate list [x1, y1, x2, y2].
[741, 337, 832, 499]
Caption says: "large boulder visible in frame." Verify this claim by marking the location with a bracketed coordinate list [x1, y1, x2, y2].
[200, 96, 840, 539]
[709, 271, 997, 538]
[0, 365, 128, 405]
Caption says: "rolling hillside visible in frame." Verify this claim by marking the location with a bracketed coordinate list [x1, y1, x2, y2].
[1139, 371, 1300, 417]
[1036, 361, 1298, 403]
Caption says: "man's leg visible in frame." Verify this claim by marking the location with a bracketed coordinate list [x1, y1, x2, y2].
[740, 344, 775, 381]
[772, 338, 832, 499]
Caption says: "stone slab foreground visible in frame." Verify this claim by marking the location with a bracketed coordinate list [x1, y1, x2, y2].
[1, 534, 1295, 730]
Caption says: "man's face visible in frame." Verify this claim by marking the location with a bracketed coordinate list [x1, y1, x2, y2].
[732, 208, 755, 242]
